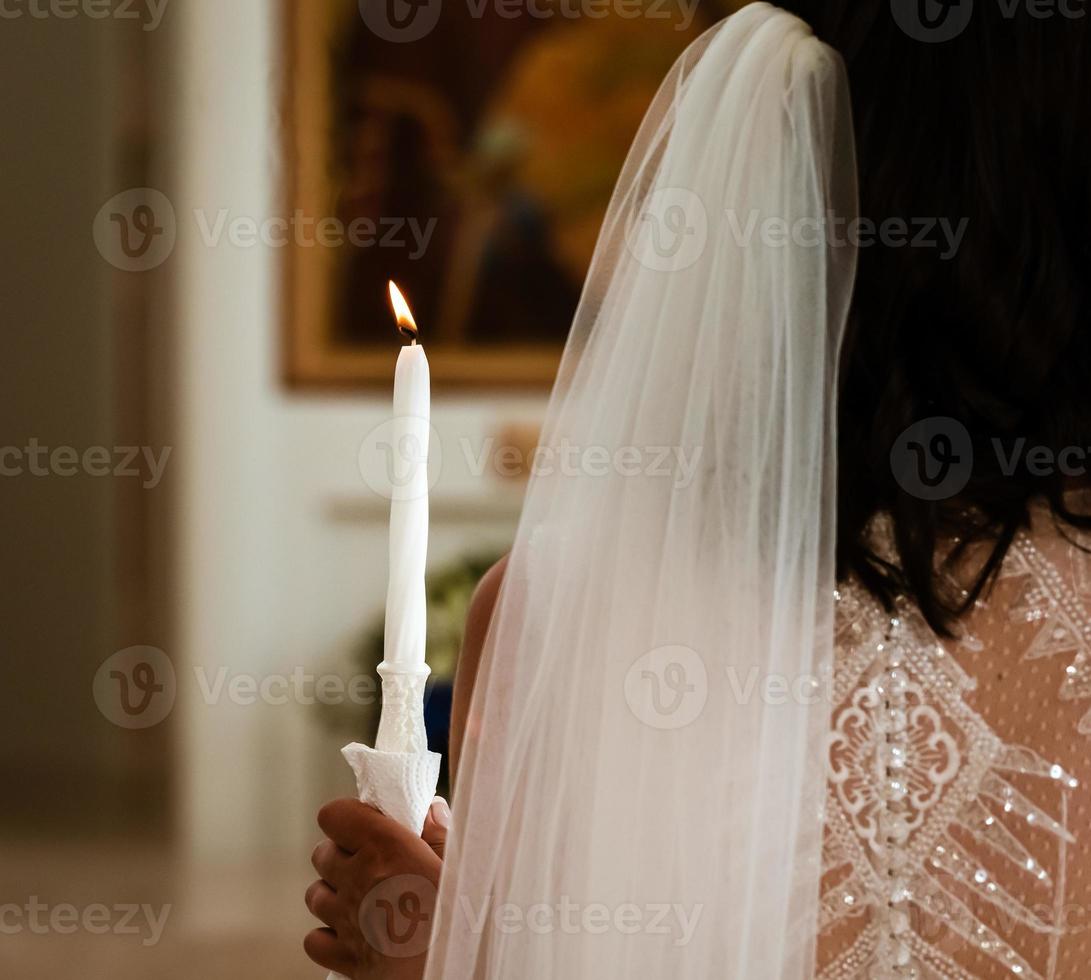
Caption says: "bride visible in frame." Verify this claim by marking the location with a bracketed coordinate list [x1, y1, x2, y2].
[305, 2, 1091, 977]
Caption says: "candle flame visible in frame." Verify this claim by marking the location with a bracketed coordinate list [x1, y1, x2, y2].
[388, 280, 419, 342]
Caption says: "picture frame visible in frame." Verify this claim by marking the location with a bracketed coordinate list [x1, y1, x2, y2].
[280, 0, 574, 389]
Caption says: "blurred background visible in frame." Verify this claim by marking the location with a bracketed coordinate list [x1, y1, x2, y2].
[0, 0, 732, 974]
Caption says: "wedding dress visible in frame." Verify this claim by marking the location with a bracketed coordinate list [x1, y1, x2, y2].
[420, 6, 1089, 979]
[819, 504, 1091, 979]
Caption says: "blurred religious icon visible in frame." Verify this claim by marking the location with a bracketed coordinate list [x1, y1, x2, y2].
[281, 0, 714, 388]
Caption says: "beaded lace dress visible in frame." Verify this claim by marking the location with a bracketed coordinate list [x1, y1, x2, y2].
[818, 504, 1091, 979]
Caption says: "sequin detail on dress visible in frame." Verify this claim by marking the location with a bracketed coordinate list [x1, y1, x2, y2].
[820, 552, 1080, 980]
[999, 536, 1091, 737]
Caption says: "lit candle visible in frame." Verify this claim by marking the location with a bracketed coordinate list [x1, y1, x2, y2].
[325, 284, 439, 980]
[384, 281, 429, 673]
[377, 282, 431, 750]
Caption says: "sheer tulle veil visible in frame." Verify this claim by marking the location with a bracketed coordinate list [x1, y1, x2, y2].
[425, 5, 859, 976]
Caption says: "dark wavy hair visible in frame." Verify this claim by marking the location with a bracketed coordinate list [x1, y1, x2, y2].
[775, 0, 1091, 633]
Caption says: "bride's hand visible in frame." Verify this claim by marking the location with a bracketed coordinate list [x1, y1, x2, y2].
[304, 797, 450, 979]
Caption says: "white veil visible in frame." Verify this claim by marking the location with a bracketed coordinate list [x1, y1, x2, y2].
[426, 5, 858, 976]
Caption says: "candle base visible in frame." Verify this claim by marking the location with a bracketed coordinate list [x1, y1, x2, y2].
[374, 662, 431, 754]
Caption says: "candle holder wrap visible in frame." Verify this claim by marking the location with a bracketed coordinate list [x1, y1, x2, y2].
[326, 664, 441, 980]
[341, 665, 442, 834]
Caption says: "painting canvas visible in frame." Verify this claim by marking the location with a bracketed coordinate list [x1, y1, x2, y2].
[282, 0, 720, 387]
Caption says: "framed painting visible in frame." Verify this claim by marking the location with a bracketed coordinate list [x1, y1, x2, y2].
[281, 0, 718, 388]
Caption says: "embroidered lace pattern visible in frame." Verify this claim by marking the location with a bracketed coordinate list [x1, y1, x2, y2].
[818, 517, 1091, 979]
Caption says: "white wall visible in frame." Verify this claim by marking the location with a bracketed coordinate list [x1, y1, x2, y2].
[171, 0, 546, 888]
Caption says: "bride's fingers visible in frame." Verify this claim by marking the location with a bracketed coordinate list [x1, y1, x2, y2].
[311, 838, 351, 885]
[305, 879, 341, 931]
[303, 927, 356, 975]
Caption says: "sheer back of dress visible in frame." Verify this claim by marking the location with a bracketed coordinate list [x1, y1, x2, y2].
[820, 501, 1091, 979]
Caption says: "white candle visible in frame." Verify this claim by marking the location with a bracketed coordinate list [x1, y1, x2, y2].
[383, 282, 430, 672]
[323, 286, 436, 980]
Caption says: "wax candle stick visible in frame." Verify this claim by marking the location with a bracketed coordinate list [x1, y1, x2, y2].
[383, 281, 430, 672]
[324, 284, 442, 980]
[377, 281, 432, 754]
